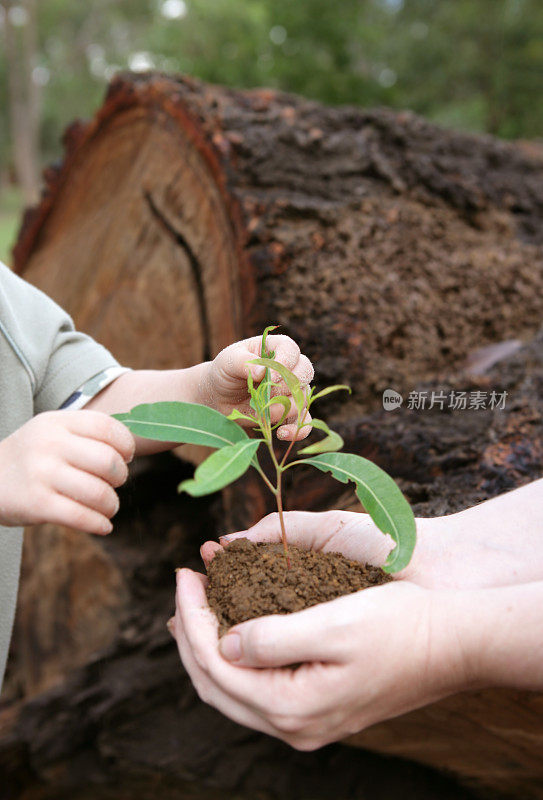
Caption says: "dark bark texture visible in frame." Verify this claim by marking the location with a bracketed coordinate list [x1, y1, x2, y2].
[1, 72, 542, 800]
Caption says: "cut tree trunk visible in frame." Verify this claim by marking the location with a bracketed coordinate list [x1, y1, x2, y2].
[2, 72, 543, 800]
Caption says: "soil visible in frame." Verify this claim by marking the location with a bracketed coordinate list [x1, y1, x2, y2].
[206, 538, 392, 634]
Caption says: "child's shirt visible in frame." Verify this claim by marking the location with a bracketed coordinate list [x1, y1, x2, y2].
[0, 262, 124, 690]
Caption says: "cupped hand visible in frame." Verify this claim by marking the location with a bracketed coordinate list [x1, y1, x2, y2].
[0, 409, 135, 534]
[171, 489, 543, 749]
[170, 565, 470, 750]
[202, 334, 314, 441]
[211, 500, 543, 592]
[171, 511, 469, 750]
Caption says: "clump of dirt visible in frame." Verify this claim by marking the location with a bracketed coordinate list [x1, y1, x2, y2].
[206, 537, 392, 634]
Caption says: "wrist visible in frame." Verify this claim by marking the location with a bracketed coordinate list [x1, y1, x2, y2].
[434, 582, 543, 692]
[426, 589, 483, 698]
[149, 362, 213, 407]
[188, 361, 214, 407]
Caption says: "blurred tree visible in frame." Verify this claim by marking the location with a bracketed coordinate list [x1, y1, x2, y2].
[0, 0, 542, 203]
[391, 0, 543, 138]
[1, 0, 41, 204]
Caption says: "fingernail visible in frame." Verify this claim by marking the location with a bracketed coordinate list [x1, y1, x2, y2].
[220, 632, 242, 662]
[166, 617, 175, 636]
[219, 535, 232, 544]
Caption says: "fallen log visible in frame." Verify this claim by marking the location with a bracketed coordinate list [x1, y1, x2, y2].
[1, 72, 542, 800]
[13, 72, 543, 407]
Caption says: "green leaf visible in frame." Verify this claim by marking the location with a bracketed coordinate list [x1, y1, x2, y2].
[309, 385, 351, 405]
[256, 376, 276, 406]
[113, 401, 248, 449]
[261, 325, 279, 355]
[227, 409, 256, 424]
[298, 418, 343, 455]
[302, 452, 416, 573]
[178, 439, 261, 497]
[260, 325, 278, 429]
[246, 370, 260, 415]
[262, 394, 292, 428]
[250, 357, 305, 417]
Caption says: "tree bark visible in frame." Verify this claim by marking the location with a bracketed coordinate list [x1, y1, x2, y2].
[2, 72, 543, 800]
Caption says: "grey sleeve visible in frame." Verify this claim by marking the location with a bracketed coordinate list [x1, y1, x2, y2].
[0, 263, 121, 412]
[0, 526, 23, 694]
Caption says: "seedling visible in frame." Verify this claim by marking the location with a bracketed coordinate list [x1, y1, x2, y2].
[114, 327, 416, 573]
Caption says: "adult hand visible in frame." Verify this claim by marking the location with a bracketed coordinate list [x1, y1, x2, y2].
[0, 410, 134, 534]
[171, 484, 543, 749]
[214, 485, 543, 592]
[172, 510, 465, 749]
[170, 559, 474, 750]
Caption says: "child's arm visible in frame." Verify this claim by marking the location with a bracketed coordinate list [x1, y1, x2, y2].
[0, 264, 313, 535]
[0, 332, 313, 534]
[84, 335, 314, 455]
[0, 325, 312, 535]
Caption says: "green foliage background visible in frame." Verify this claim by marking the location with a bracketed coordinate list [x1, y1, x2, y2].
[2, 0, 543, 169]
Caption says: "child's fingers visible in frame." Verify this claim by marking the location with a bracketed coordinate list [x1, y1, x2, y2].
[244, 335, 303, 380]
[270, 380, 313, 440]
[223, 345, 266, 382]
[270, 354, 314, 394]
[63, 410, 135, 463]
[53, 466, 120, 519]
[269, 395, 297, 425]
[293, 354, 315, 386]
[277, 411, 313, 441]
[262, 334, 300, 370]
[64, 437, 129, 488]
[45, 492, 114, 535]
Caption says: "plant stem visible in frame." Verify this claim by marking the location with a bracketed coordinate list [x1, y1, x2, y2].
[252, 457, 276, 495]
[259, 398, 310, 570]
[261, 426, 292, 568]
[279, 406, 308, 469]
[271, 409, 310, 568]
[279, 435, 296, 469]
[275, 469, 291, 569]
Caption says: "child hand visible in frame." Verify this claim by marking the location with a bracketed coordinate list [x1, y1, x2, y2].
[202, 335, 314, 441]
[0, 410, 135, 535]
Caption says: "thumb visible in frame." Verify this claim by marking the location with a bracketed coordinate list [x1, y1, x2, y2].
[219, 603, 346, 668]
[227, 345, 266, 382]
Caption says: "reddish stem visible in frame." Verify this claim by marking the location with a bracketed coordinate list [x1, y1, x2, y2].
[280, 434, 296, 469]
[275, 471, 291, 569]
